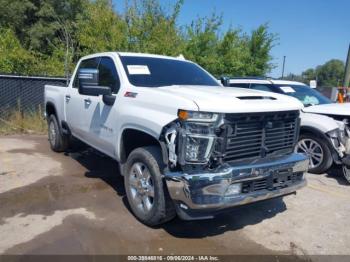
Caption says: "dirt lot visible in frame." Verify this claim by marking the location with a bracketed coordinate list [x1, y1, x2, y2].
[1, 135, 350, 257]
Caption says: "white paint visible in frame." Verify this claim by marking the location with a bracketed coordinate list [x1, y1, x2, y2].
[0, 208, 96, 254]
[303, 102, 350, 117]
[45, 52, 303, 163]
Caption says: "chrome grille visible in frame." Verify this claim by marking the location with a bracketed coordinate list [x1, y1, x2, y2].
[223, 111, 299, 162]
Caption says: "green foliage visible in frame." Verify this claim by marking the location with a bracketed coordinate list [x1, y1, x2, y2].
[183, 16, 276, 77]
[0, 0, 277, 77]
[301, 68, 316, 82]
[247, 24, 276, 76]
[124, 0, 185, 55]
[183, 14, 223, 75]
[285, 59, 345, 87]
[0, 28, 37, 74]
[77, 0, 128, 56]
[316, 59, 344, 87]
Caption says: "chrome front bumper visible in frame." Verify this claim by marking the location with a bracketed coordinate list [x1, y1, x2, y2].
[165, 153, 309, 219]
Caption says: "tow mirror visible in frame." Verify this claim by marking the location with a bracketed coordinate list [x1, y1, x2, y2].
[220, 76, 230, 87]
[78, 68, 111, 96]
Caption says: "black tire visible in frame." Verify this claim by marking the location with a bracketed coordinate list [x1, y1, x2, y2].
[124, 146, 176, 226]
[342, 165, 350, 184]
[296, 133, 333, 174]
[47, 114, 69, 152]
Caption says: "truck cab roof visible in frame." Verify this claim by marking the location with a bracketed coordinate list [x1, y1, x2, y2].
[79, 51, 187, 62]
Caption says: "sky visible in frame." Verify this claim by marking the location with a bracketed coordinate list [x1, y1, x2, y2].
[115, 0, 350, 78]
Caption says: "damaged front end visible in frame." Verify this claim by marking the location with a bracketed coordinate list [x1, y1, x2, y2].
[162, 110, 224, 171]
[329, 121, 350, 183]
[327, 121, 350, 162]
[160, 110, 309, 220]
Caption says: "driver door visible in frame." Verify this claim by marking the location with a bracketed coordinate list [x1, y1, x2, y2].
[65, 57, 100, 140]
[84, 56, 121, 157]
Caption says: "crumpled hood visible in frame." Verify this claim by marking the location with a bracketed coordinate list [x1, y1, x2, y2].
[303, 103, 350, 117]
[157, 85, 303, 113]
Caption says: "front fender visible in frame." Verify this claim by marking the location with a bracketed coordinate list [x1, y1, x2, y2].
[300, 112, 339, 133]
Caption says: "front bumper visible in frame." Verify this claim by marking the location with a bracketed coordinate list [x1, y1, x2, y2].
[165, 153, 308, 220]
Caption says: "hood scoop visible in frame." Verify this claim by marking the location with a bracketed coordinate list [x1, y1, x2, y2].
[236, 96, 276, 100]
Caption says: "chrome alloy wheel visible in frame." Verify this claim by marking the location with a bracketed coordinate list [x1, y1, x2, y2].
[48, 121, 56, 146]
[295, 138, 324, 168]
[128, 162, 155, 214]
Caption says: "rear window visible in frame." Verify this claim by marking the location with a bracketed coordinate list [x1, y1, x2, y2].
[120, 56, 220, 87]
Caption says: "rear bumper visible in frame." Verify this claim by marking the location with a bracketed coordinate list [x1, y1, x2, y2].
[164, 153, 308, 220]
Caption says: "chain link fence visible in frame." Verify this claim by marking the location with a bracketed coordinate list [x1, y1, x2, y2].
[0, 74, 335, 118]
[0, 74, 67, 117]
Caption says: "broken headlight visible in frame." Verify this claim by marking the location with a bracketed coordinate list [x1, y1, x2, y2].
[178, 110, 222, 164]
[327, 128, 342, 148]
[184, 124, 216, 162]
[327, 127, 348, 157]
[329, 121, 350, 147]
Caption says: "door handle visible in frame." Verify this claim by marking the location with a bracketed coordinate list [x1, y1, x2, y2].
[84, 98, 91, 105]
[65, 95, 71, 102]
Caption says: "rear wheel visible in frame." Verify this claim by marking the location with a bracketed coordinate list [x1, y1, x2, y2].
[124, 146, 176, 226]
[48, 114, 69, 152]
[295, 134, 333, 174]
[342, 165, 350, 184]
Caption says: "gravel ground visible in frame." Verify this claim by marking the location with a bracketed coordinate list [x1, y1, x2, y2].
[0, 135, 349, 258]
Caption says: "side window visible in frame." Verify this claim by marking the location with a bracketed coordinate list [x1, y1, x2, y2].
[250, 84, 274, 92]
[98, 57, 121, 94]
[229, 83, 250, 89]
[72, 58, 100, 88]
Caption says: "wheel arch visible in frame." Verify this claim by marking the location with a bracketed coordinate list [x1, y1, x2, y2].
[46, 102, 57, 119]
[45, 102, 71, 135]
[299, 125, 339, 163]
[119, 128, 168, 167]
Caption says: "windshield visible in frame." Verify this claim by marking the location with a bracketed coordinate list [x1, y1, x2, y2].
[276, 84, 332, 106]
[120, 56, 220, 87]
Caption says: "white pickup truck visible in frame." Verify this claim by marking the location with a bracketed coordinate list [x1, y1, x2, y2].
[45, 52, 308, 225]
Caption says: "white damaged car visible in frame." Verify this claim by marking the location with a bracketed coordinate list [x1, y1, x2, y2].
[227, 78, 350, 183]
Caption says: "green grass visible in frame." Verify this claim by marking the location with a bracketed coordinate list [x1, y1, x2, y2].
[0, 107, 47, 135]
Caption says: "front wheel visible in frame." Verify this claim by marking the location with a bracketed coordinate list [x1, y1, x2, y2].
[295, 134, 333, 174]
[124, 146, 176, 226]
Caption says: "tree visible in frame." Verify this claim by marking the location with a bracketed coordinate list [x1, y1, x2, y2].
[216, 29, 250, 77]
[301, 68, 316, 82]
[76, 0, 128, 57]
[246, 24, 276, 76]
[316, 59, 344, 87]
[183, 13, 223, 75]
[0, 0, 277, 77]
[289, 60, 345, 86]
[0, 28, 37, 75]
[0, 0, 86, 54]
[124, 0, 185, 55]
